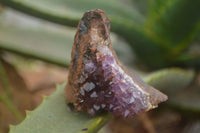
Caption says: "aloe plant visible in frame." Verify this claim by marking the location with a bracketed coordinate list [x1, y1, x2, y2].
[0, 0, 199, 133]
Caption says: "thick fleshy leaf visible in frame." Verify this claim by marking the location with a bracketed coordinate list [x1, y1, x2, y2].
[145, 0, 200, 59]
[168, 85, 200, 114]
[144, 68, 200, 114]
[0, 0, 144, 26]
[0, 9, 134, 67]
[0, 1, 147, 67]
[1, 0, 200, 67]
[175, 41, 200, 67]
[144, 68, 195, 94]
[9, 83, 112, 133]
[0, 9, 74, 67]
[0, 24, 74, 67]
[1, 0, 167, 68]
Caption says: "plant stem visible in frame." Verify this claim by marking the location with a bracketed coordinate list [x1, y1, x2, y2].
[0, 60, 23, 121]
[0, 60, 12, 99]
[0, 94, 23, 121]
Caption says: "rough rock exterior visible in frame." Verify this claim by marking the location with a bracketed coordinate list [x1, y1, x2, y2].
[65, 9, 167, 118]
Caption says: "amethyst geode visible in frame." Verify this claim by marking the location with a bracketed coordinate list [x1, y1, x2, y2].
[65, 9, 167, 118]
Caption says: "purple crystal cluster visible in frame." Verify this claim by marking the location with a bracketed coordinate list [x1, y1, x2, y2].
[76, 45, 151, 117]
[66, 9, 167, 118]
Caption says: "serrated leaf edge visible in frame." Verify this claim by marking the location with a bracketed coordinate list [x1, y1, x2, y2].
[9, 83, 67, 132]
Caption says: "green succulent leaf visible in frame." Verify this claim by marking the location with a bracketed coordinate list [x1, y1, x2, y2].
[144, 68, 195, 94]
[144, 68, 200, 114]
[0, 24, 134, 67]
[0, 0, 163, 67]
[2, 0, 164, 67]
[0, 9, 134, 67]
[0, 0, 144, 26]
[168, 85, 200, 114]
[9, 83, 112, 133]
[0, 1, 147, 67]
[145, 0, 200, 59]
[1, 0, 199, 67]
[0, 24, 74, 67]
[175, 42, 200, 67]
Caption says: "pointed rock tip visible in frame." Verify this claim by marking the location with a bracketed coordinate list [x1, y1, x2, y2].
[148, 86, 168, 107]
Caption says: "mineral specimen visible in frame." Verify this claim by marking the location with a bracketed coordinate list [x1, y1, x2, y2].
[65, 9, 167, 118]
